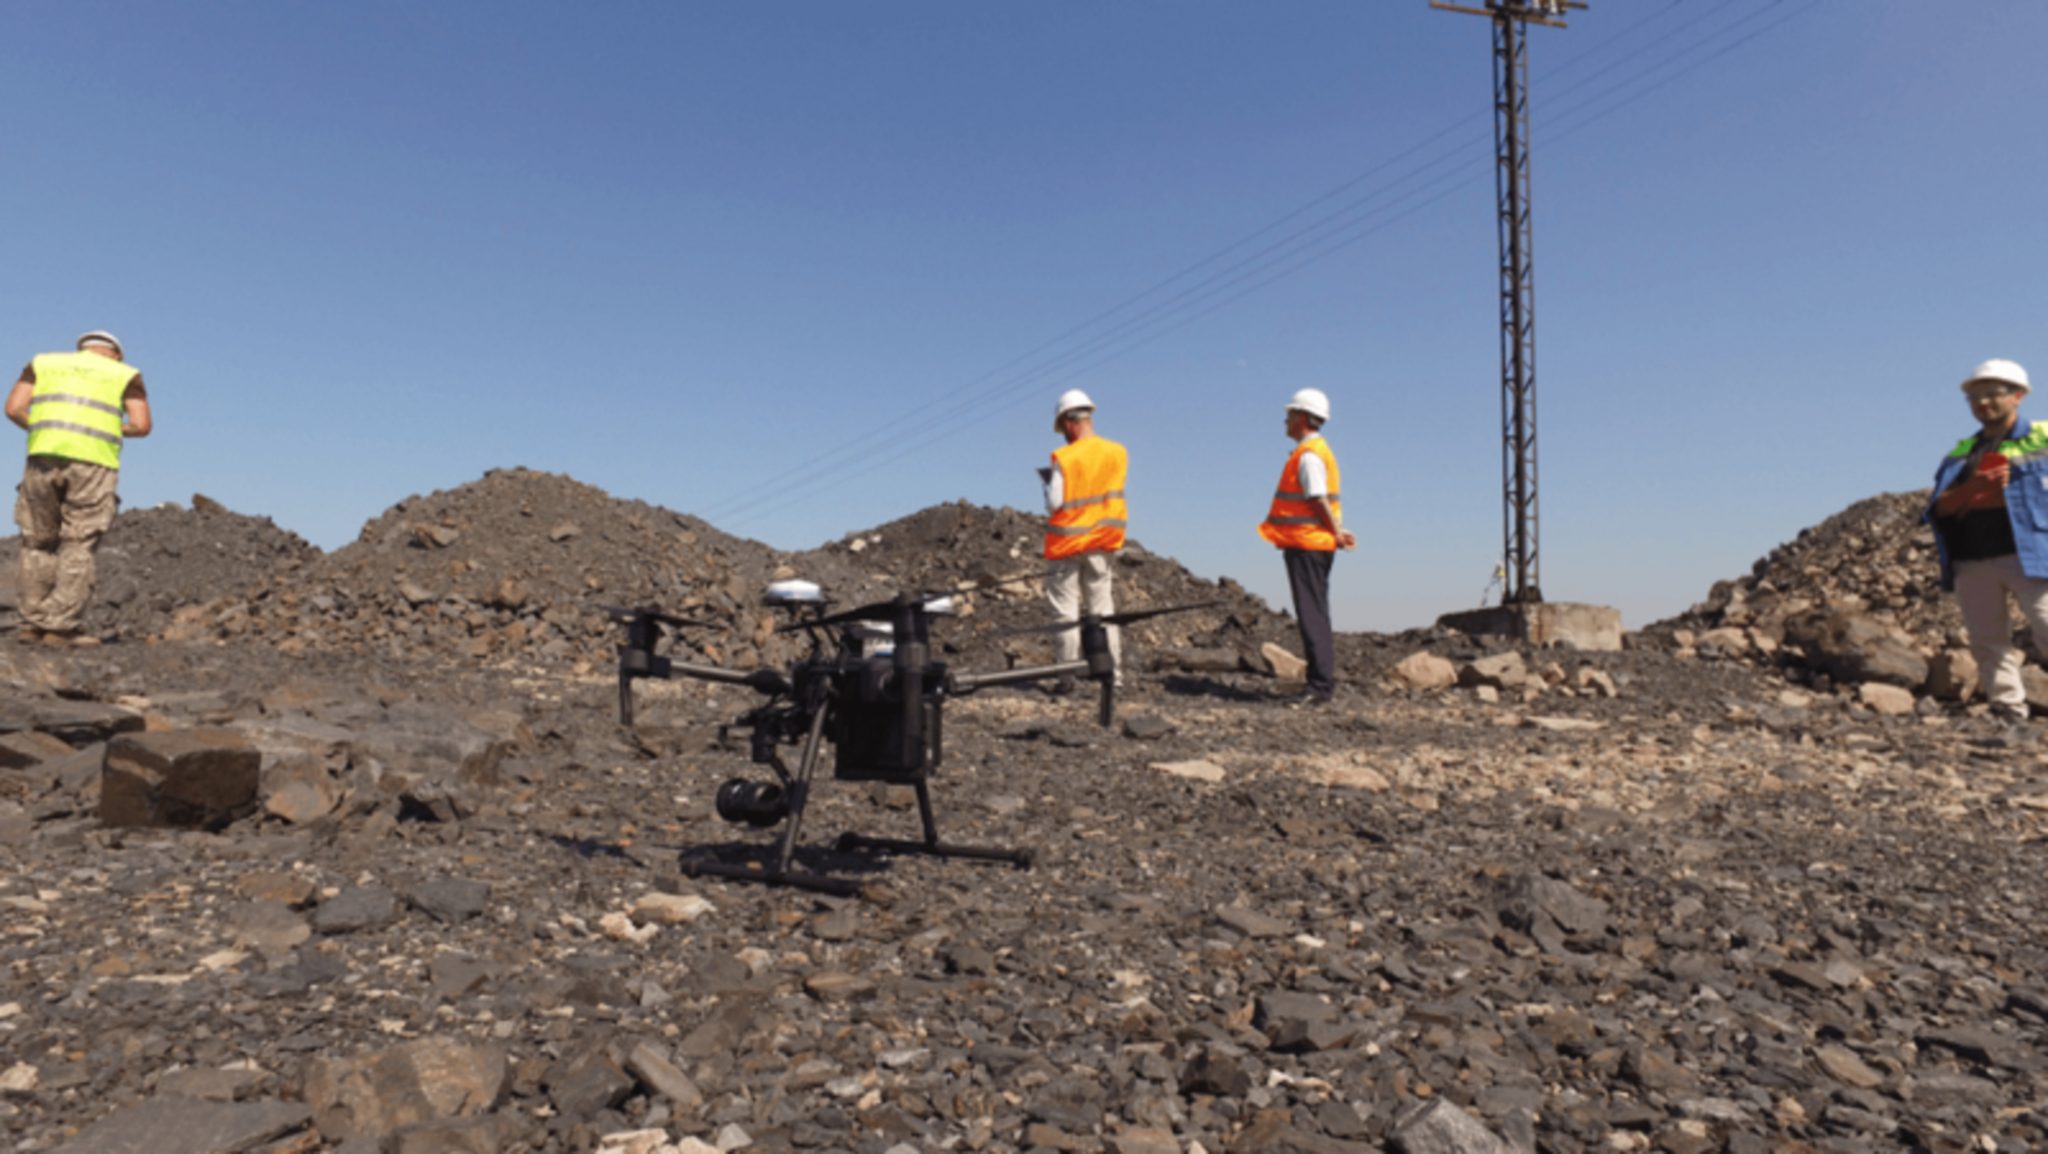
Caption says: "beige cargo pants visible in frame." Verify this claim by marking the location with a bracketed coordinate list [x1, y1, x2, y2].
[14, 456, 119, 634]
[1046, 552, 1122, 683]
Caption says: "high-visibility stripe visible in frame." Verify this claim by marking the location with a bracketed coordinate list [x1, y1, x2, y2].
[1045, 436, 1129, 559]
[28, 393, 124, 416]
[1048, 518, 1128, 536]
[28, 420, 121, 445]
[1259, 436, 1343, 551]
[1056, 489, 1125, 512]
[1948, 421, 2048, 461]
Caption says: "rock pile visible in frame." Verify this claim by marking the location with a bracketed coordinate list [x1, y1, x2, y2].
[1652, 491, 2045, 710]
[159, 468, 802, 669]
[796, 501, 1311, 673]
[0, 498, 314, 640]
[7, 469, 1329, 683]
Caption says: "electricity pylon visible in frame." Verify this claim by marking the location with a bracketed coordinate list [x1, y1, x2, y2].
[1432, 0, 1584, 605]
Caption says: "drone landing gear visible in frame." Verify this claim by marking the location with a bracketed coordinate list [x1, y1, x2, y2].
[677, 696, 1032, 898]
[835, 780, 1036, 870]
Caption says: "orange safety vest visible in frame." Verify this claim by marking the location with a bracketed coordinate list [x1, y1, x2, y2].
[1043, 435, 1128, 560]
[1259, 436, 1342, 551]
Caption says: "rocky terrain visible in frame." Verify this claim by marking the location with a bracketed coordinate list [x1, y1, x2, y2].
[1, 471, 2044, 1154]
[1650, 492, 2045, 712]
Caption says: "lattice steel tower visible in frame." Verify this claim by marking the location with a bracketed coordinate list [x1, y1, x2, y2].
[1433, 0, 1582, 605]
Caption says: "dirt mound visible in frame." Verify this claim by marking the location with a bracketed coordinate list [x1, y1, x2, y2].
[0, 497, 315, 638]
[6, 472, 1382, 683]
[170, 468, 799, 668]
[793, 500, 1308, 669]
[1656, 491, 1960, 646]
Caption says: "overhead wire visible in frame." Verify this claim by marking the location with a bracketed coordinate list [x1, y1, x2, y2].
[712, 0, 1817, 531]
[718, 0, 1810, 532]
[696, 1, 1701, 526]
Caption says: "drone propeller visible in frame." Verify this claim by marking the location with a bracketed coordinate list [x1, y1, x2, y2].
[776, 571, 1042, 634]
[994, 600, 1224, 637]
[605, 605, 720, 630]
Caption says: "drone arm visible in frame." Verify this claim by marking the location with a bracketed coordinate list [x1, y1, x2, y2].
[947, 660, 1092, 694]
[666, 660, 770, 688]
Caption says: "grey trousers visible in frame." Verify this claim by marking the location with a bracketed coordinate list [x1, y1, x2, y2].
[1283, 548, 1336, 696]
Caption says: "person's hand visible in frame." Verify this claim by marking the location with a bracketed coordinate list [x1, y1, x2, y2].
[1336, 529, 1357, 550]
[1982, 458, 2011, 488]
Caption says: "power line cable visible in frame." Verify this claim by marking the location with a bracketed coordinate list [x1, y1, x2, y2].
[715, 0, 1809, 530]
[696, 2, 1705, 524]
[722, 0, 1803, 532]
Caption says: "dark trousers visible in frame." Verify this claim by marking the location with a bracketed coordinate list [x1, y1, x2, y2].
[1283, 548, 1337, 696]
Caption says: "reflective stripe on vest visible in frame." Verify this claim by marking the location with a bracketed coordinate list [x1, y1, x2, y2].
[1947, 420, 2048, 466]
[26, 352, 133, 469]
[1258, 436, 1342, 551]
[1044, 435, 1129, 559]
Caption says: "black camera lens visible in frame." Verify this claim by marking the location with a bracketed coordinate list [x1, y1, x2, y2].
[715, 778, 789, 828]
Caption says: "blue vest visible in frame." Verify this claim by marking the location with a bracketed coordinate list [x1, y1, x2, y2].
[1925, 415, 2048, 590]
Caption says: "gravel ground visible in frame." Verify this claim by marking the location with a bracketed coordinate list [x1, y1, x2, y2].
[2, 473, 2045, 1154]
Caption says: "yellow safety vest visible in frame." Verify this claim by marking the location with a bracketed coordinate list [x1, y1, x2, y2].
[26, 352, 135, 469]
[1044, 435, 1128, 560]
[1259, 436, 1342, 552]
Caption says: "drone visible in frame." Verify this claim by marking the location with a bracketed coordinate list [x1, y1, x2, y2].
[611, 578, 1212, 896]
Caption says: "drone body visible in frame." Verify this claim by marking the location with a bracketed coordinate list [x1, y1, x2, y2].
[611, 581, 1139, 895]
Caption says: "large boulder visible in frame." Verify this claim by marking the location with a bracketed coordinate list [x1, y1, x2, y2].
[302, 1037, 507, 1143]
[1458, 651, 1529, 691]
[1926, 648, 1979, 702]
[1386, 651, 1457, 692]
[101, 730, 260, 830]
[1782, 609, 1928, 689]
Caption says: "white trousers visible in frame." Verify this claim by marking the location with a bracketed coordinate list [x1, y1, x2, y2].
[1954, 554, 2048, 716]
[1046, 553, 1121, 678]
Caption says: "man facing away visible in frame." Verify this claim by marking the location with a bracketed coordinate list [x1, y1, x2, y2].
[1041, 389, 1127, 690]
[4, 331, 151, 644]
[1258, 388, 1355, 706]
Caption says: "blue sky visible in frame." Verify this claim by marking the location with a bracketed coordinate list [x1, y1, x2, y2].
[3, 1, 2039, 631]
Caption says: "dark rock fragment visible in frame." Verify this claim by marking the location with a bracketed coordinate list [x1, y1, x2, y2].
[1215, 905, 1291, 939]
[312, 886, 402, 934]
[1122, 715, 1175, 740]
[50, 1097, 312, 1154]
[102, 729, 260, 830]
[1783, 608, 1929, 689]
[1180, 1048, 1251, 1098]
[407, 878, 492, 924]
[544, 1044, 634, 1119]
[1498, 872, 1610, 938]
[1388, 1099, 1517, 1154]
[625, 1040, 703, 1110]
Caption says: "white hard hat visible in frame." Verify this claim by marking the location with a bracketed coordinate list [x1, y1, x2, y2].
[1054, 388, 1096, 431]
[76, 330, 123, 358]
[1961, 358, 2030, 396]
[1286, 387, 1331, 422]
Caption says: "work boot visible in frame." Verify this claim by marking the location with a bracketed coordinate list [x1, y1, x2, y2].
[1046, 676, 1078, 698]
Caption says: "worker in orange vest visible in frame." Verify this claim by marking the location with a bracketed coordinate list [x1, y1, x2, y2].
[1258, 388, 1354, 705]
[1040, 389, 1128, 691]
